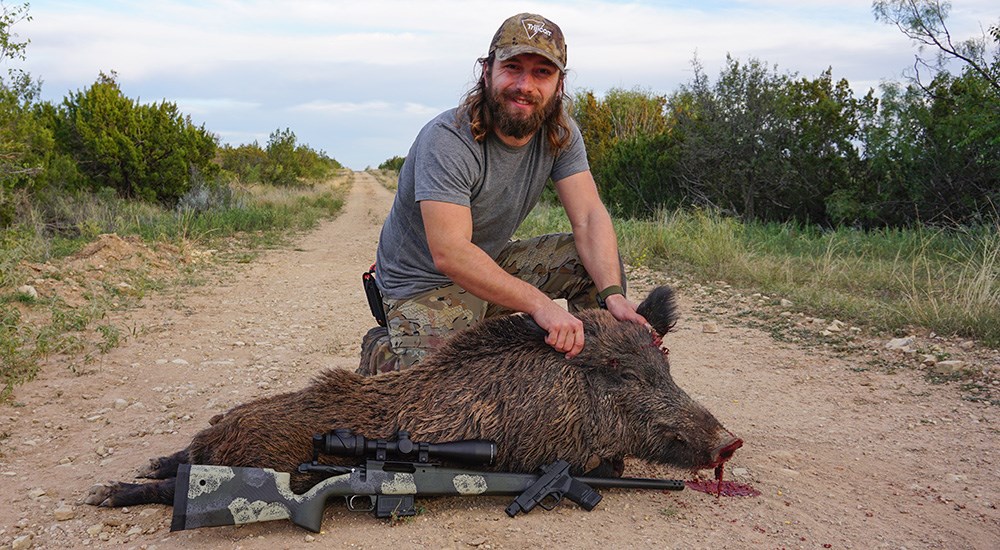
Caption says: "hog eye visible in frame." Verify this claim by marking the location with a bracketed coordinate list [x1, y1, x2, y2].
[620, 370, 641, 382]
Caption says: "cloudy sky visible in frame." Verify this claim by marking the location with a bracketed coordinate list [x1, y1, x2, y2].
[16, 0, 998, 169]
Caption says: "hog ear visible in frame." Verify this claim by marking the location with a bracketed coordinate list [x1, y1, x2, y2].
[636, 286, 678, 335]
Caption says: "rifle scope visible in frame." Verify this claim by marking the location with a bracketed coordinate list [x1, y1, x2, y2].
[315, 429, 496, 466]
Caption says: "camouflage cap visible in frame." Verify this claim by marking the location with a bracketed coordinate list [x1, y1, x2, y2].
[489, 13, 567, 72]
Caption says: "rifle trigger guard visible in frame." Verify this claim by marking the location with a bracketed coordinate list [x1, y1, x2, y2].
[346, 494, 376, 512]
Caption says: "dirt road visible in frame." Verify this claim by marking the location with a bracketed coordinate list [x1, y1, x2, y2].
[1, 172, 997, 549]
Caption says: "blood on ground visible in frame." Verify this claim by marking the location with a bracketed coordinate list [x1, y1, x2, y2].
[683, 464, 761, 497]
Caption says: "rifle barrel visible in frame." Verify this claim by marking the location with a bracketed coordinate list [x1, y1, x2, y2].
[577, 476, 685, 491]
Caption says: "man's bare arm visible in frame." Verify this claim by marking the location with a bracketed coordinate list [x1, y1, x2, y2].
[420, 200, 585, 358]
[554, 170, 648, 327]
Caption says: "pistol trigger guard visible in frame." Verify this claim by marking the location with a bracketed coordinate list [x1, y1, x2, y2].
[539, 491, 563, 511]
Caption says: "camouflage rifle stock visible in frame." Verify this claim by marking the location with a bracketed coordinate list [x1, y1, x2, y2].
[170, 430, 685, 533]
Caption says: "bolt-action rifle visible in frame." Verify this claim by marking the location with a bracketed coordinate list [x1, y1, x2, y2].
[170, 429, 684, 533]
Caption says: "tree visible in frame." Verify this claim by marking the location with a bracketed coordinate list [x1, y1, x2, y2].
[378, 155, 405, 171]
[0, 1, 52, 226]
[858, 73, 999, 226]
[664, 57, 873, 225]
[0, 0, 33, 99]
[866, 0, 1000, 225]
[572, 87, 669, 214]
[55, 72, 218, 204]
[573, 87, 667, 174]
[262, 127, 298, 185]
[217, 141, 267, 183]
[873, 0, 999, 92]
[781, 70, 874, 224]
[259, 128, 340, 186]
[592, 130, 683, 217]
[673, 56, 793, 221]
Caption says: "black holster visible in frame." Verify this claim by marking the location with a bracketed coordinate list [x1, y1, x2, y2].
[363, 264, 387, 327]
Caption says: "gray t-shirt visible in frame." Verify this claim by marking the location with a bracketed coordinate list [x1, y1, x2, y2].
[376, 107, 590, 299]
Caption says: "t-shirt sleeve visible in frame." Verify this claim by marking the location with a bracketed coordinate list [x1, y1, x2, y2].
[412, 120, 481, 207]
[550, 119, 590, 182]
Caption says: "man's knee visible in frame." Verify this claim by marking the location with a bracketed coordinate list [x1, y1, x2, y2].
[357, 285, 485, 375]
[357, 326, 424, 376]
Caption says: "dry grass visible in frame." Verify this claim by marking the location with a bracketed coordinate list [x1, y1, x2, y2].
[519, 204, 1000, 346]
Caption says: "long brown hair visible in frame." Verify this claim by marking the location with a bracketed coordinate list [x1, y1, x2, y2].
[457, 54, 574, 154]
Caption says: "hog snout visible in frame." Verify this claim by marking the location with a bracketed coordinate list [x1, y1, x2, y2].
[709, 435, 743, 468]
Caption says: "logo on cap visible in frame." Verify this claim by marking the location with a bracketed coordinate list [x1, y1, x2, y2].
[521, 18, 552, 40]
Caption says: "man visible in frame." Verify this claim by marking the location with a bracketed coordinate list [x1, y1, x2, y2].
[359, 13, 647, 375]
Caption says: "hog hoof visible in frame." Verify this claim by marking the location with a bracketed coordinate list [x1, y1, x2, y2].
[83, 483, 116, 507]
[137, 450, 188, 479]
[137, 457, 171, 478]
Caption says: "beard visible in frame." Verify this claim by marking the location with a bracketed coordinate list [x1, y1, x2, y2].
[485, 85, 560, 141]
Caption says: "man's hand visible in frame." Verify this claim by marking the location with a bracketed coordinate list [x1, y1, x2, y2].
[530, 301, 585, 359]
[603, 294, 650, 329]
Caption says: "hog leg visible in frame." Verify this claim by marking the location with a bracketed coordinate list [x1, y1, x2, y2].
[137, 449, 189, 479]
[84, 478, 175, 507]
[583, 456, 625, 478]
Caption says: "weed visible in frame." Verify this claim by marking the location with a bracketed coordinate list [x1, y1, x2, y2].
[13, 291, 36, 305]
[659, 507, 680, 518]
[96, 323, 122, 353]
[366, 168, 399, 191]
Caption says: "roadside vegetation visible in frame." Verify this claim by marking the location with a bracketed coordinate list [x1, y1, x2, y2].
[575, 6, 998, 228]
[1, 175, 349, 401]
[518, 204, 1000, 348]
[0, 3, 346, 401]
[366, 155, 405, 191]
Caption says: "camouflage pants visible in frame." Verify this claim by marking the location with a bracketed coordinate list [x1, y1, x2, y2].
[357, 233, 624, 375]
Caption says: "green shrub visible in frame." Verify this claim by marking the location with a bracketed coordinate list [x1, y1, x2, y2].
[221, 129, 341, 186]
[217, 142, 266, 183]
[379, 155, 405, 171]
[53, 72, 218, 205]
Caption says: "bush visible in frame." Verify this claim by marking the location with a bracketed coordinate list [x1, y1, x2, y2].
[222, 128, 341, 186]
[378, 155, 405, 171]
[593, 132, 683, 218]
[52, 72, 218, 205]
[217, 142, 267, 183]
[176, 170, 244, 213]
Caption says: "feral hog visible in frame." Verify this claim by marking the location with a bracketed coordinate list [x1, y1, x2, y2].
[86, 286, 742, 508]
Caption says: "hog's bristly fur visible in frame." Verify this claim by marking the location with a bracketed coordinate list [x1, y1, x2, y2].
[86, 286, 740, 508]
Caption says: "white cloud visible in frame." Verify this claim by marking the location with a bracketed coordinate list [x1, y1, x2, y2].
[174, 98, 261, 115]
[403, 102, 443, 117]
[289, 100, 393, 115]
